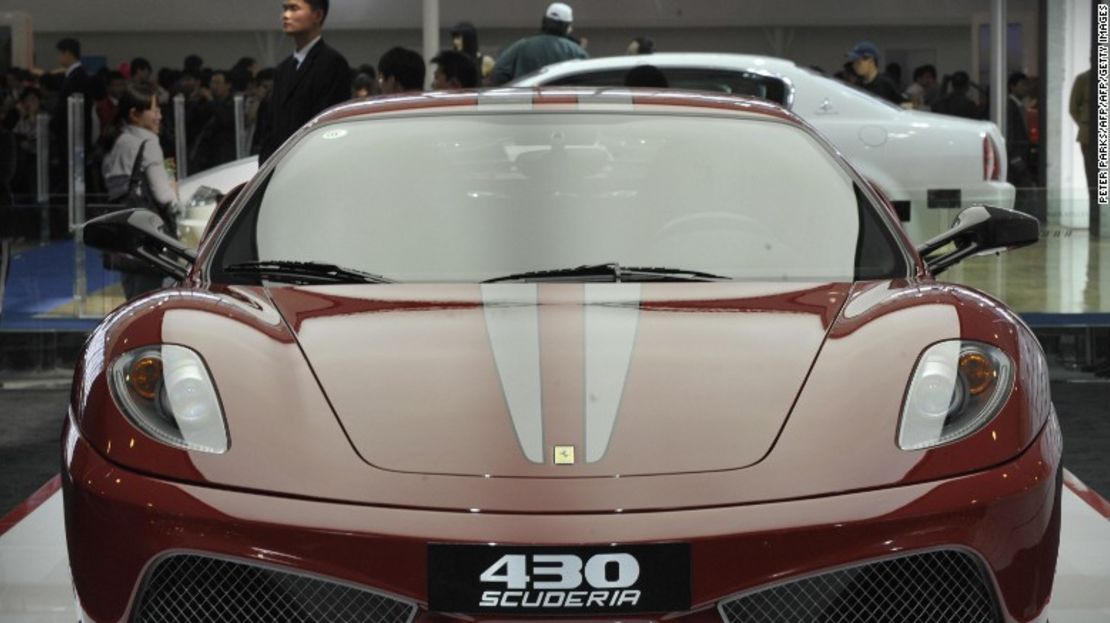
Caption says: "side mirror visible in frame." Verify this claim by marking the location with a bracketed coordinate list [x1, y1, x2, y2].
[83, 209, 197, 281]
[916, 205, 1039, 275]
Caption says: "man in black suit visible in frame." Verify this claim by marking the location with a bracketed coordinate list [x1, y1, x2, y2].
[1005, 72, 1033, 187]
[257, 0, 350, 162]
[1005, 72, 1037, 216]
[49, 38, 93, 190]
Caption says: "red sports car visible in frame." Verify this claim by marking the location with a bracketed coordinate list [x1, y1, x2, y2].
[68, 89, 1058, 623]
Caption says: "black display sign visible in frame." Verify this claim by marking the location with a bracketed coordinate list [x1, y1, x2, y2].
[428, 543, 690, 615]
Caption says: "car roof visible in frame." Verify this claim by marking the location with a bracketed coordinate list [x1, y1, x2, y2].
[519, 53, 804, 81]
[313, 87, 804, 127]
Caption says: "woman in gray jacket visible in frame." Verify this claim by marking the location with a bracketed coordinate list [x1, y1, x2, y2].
[101, 82, 178, 299]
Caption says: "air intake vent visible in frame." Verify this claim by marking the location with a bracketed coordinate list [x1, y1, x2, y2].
[718, 550, 999, 623]
[134, 554, 418, 623]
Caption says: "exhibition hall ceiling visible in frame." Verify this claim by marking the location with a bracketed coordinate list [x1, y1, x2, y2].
[0, 0, 1039, 32]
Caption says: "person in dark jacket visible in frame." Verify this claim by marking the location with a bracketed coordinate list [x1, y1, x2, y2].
[1006, 72, 1036, 215]
[49, 38, 93, 143]
[49, 38, 94, 191]
[378, 47, 426, 94]
[845, 41, 905, 106]
[624, 65, 668, 88]
[930, 71, 980, 120]
[432, 50, 479, 90]
[250, 68, 276, 156]
[256, 0, 350, 162]
[0, 127, 14, 208]
[1005, 72, 1033, 186]
[191, 70, 238, 171]
[449, 22, 495, 84]
[491, 3, 588, 85]
[626, 36, 655, 55]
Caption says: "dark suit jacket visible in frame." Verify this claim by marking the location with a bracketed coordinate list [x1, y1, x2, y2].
[191, 96, 238, 172]
[1005, 95, 1030, 165]
[50, 65, 94, 149]
[931, 92, 980, 120]
[1005, 95, 1035, 187]
[257, 40, 350, 162]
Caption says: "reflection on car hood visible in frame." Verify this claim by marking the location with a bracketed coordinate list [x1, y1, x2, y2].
[266, 282, 850, 478]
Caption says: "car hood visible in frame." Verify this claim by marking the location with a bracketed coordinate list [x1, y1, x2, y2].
[86, 280, 1041, 512]
[267, 282, 849, 478]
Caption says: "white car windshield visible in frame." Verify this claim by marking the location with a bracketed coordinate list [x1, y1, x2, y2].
[222, 111, 905, 282]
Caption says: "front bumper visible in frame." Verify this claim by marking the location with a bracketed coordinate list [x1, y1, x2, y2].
[64, 416, 1061, 623]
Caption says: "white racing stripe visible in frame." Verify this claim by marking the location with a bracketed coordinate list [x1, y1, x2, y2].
[481, 284, 545, 463]
[584, 284, 642, 463]
[478, 89, 535, 110]
[576, 92, 635, 112]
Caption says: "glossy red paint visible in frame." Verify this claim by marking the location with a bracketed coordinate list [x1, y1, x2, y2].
[66, 277, 1060, 620]
[68, 278, 1053, 511]
[65, 95, 1060, 622]
[64, 411, 1060, 623]
[268, 282, 847, 478]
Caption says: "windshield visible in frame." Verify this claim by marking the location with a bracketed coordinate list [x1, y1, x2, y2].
[217, 112, 906, 282]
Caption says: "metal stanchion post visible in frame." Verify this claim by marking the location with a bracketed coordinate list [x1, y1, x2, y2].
[234, 94, 247, 160]
[68, 94, 87, 317]
[174, 94, 188, 180]
[35, 113, 50, 244]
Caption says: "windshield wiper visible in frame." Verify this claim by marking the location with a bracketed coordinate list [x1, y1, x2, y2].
[224, 261, 394, 285]
[483, 263, 730, 283]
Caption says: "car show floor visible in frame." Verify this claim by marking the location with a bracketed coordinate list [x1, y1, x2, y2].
[2, 227, 1110, 334]
[0, 473, 1105, 623]
[0, 240, 122, 332]
[944, 227, 1110, 318]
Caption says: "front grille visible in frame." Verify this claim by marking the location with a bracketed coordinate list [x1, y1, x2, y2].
[133, 554, 418, 623]
[718, 550, 999, 623]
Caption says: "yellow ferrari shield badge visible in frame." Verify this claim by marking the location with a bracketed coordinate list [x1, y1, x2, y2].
[554, 445, 575, 465]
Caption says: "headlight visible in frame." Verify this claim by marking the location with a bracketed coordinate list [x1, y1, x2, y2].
[898, 340, 1013, 450]
[109, 345, 228, 454]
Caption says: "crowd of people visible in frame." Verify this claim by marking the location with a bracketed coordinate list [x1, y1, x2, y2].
[0, 0, 1066, 233]
[828, 41, 1043, 198]
[0, 43, 276, 201]
[0, 1, 598, 213]
[0, 0, 1096, 300]
[830, 39, 1041, 130]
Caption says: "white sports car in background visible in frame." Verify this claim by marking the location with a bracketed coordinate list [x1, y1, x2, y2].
[176, 156, 259, 248]
[512, 53, 1015, 243]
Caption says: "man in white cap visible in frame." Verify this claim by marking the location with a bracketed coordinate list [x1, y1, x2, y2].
[491, 2, 588, 85]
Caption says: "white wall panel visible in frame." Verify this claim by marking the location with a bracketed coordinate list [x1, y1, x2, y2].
[1045, 0, 1093, 230]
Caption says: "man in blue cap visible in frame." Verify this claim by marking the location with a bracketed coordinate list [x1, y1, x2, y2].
[846, 41, 906, 105]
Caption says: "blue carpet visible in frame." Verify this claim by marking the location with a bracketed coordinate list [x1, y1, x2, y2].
[0, 240, 119, 332]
